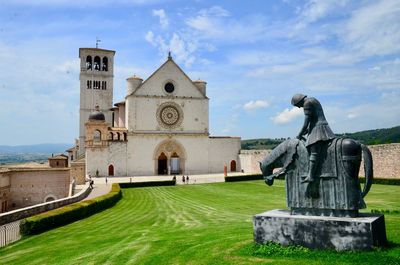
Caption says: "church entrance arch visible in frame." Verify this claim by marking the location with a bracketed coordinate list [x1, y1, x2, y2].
[158, 153, 168, 175]
[154, 140, 186, 175]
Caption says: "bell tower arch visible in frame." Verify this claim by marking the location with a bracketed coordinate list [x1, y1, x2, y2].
[78, 47, 115, 156]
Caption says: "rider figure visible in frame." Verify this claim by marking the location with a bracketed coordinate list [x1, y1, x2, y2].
[291, 94, 335, 183]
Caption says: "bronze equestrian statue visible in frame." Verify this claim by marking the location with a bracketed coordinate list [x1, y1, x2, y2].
[260, 94, 373, 217]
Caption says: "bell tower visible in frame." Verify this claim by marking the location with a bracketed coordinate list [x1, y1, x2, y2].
[78, 47, 115, 156]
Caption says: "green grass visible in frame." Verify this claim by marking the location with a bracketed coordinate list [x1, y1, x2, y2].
[1, 180, 400, 264]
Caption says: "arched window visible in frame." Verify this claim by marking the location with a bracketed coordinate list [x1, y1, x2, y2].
[93, 130, 101, 142]
[101, 81, 107, 90]
[123, 132, 127, 141]
[117, 132, 121, 141]
[86, 56, 92, 70]
[108, 164, 114, 176]
[44, 195, 56, 202]
[94, 56, 101, 71]
[109, 132, 114, 140]
[102, 57, 108, 71]
[87, 80, 92, 89]
[93, 81, 99, 89]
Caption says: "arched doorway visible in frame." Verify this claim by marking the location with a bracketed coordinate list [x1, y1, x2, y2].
[230, 160, 237, 172]
[170, 152, 180, 174]
[108, 164, 114, 176]
[154, 139, 187, 175]
[158, 153, 168, 175]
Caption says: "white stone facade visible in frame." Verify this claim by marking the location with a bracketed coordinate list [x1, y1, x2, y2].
[82, 51, 241, 177]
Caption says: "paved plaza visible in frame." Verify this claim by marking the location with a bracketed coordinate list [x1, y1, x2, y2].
[79, 172, 247, 200]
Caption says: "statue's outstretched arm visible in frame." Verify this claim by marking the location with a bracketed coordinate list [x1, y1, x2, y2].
[297, 115, 310, 139]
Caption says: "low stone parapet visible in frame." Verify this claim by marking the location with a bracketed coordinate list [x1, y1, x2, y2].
[0, 183, 91, 226]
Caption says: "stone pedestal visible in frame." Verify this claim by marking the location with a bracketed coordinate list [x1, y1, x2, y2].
[253, 209, 387, 251]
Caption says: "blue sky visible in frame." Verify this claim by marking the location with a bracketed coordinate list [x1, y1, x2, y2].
[0, 0, 399, 145]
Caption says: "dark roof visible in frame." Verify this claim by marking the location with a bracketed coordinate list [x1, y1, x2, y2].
[48, 154, 68, 160]
[89, 109, 105, 121]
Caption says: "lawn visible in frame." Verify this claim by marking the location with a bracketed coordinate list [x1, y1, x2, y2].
[1, 180, 399, 265]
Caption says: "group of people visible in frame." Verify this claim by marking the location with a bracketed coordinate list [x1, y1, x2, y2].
[182, 175, 190, 184]
[173, 175, 190, 184]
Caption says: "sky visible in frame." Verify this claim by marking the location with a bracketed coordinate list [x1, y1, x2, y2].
[0, 0, 399, 145]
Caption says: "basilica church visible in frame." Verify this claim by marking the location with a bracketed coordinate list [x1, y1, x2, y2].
[76, 48, 241, 177]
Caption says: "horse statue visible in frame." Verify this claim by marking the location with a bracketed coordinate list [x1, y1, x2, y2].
[259, 137, 373, 217]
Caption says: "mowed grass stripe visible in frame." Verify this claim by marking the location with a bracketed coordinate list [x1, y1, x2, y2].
[0, 180, 399, 265]
[152, 188, 210, 227]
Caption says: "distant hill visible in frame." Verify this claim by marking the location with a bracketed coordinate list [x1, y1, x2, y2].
[0, 143, 71, 165]
[241, 126, 400, 150]
[241, 138, 288, 150]
[335, 126, 400, 145]
[0, 143, 71, 154]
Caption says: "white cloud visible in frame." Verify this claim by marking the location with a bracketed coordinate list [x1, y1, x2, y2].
[347, 113, 357, 119]
[3, 0, 161, 6]
[145, 31, 196, 67]
[243, 100, 269, 110]
[185, 6, 267, 42]
[145, 31, 155, 44]
[272, 107, 303, 124]
[186, 12, 223, 37]
[199, 6, 230, 17]
[296, 0, 349, 28]
[343, 0, 400, 57]
[325, 91, 400, 133]
[152, 9, 169, 29]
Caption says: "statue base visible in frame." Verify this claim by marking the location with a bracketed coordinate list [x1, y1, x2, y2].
[253, 209, 387, 251]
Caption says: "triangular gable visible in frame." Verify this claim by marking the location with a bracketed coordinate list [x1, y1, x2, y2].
[132, 58, 207, 99]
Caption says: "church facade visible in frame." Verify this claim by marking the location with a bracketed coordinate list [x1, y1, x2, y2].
[79, 48, 241, 177]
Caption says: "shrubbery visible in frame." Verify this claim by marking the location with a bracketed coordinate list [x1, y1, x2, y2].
[243, 242, 310, 257]
[371, 209, 400, 214]
[225, 174, 263, 182]
[359, 177, 400, 186]
[20, 183, 122, 236]
[225, 175, 400, 185]
[119, 180, 176, 188]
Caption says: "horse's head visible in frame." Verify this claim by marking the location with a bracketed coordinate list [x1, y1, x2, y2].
[260, 139, 301, 186]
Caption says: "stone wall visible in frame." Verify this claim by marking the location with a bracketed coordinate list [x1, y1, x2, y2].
[240, 143, 400, 178]
[0, 172, 11, 212]
[359, 143, 400, 178]
[8, 168, 70, 209]
[70, 160, 86, 184]
[239, 150, 272, 174]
